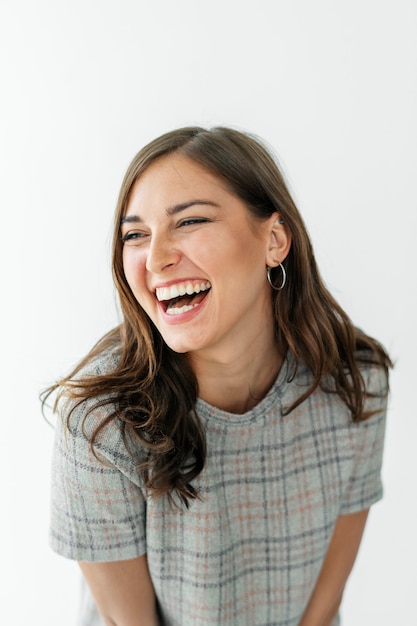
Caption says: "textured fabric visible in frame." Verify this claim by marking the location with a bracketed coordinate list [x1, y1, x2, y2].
[50, 350, 387, 626]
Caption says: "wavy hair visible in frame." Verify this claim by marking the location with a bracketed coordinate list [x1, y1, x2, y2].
[45, 126, 392, 506]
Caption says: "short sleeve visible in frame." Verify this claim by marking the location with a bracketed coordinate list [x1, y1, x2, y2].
[339, 365, 389, 515]
[49, 396, 148, 562]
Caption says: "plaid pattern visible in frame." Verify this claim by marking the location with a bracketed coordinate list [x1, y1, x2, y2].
[50, 352, 387, 626]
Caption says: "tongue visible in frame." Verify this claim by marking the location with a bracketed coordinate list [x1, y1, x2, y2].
[167, 290, 209, 310]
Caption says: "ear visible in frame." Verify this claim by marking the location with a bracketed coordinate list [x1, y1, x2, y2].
[265, 212, 292, 267]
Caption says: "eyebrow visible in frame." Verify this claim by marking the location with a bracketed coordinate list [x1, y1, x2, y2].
[120, 200, 219, 224]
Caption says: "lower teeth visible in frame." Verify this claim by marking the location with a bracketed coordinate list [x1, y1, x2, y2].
[166, 303, 199, 316]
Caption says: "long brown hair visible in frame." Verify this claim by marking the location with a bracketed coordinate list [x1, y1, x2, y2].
[45, 126, 392, 506]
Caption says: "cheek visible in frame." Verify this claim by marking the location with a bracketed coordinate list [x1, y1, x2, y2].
[122, 249, 146, 291]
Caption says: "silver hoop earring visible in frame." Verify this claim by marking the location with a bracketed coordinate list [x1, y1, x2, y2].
[267, 264, 286, 290]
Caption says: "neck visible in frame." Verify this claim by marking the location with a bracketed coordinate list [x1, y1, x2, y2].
[188, 331, 285, 414]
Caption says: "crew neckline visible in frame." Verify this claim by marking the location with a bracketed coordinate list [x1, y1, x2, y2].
[195, 351, 295, 425]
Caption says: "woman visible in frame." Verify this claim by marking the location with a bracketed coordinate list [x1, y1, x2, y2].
[47, 126, 391, 626]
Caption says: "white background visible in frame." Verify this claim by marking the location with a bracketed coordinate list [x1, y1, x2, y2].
[1, 1, 416, 623]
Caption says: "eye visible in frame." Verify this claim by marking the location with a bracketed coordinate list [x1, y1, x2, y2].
[178, 218, 211, 227]
[121, 231, 148, 245]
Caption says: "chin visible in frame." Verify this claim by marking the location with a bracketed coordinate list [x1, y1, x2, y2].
[164, 342, 190, 354]
[160, 331, 210, 355]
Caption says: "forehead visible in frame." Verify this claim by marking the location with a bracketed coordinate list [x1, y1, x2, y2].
[125, 153, 232, 215]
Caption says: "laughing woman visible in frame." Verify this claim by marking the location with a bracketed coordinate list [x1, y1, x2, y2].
[47, 127, 391, 626]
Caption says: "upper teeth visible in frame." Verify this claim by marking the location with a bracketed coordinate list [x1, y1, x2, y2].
[156, 281, 211, 301]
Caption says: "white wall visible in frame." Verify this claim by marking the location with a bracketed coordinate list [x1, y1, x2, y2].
[1, 0, 415, 623]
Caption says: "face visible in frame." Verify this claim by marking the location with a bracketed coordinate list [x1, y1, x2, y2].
[121, 153, 281, 359]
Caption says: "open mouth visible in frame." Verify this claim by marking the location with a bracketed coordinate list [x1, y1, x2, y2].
[155, 280, 211, 316]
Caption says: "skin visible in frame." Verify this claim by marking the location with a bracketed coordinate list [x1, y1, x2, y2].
[79, 556, 158, 626]
[80, 154, 372, 624]
[298, 509, 369, 625]
[121, 153, 291, 412]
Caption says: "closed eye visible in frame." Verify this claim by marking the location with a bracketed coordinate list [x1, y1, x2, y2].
[178, 218, 212, 227]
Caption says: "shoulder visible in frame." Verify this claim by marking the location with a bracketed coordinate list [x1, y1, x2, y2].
[54, 396, 146, 490]
[282, 350, 389, 427]
[357, 351, 389, 390]
[356, 350, 390, 418]
[74, 340, 122, 379]
[54, 342, 137, 462]
[57, 344, 117, 416]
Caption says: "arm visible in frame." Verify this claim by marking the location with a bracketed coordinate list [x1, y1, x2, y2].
[298, 509, 370, 626]
[79, 554, 159, 626]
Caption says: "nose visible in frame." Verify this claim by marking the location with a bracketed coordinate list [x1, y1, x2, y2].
[145, 233, 181, 273]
